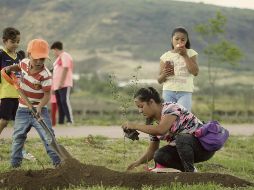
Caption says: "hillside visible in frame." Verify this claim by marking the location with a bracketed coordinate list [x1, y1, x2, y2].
[1, 0, 254, 78]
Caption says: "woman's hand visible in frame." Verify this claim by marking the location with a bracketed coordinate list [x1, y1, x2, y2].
[126, 161, 140, 171]
[122, 122, 135, 130]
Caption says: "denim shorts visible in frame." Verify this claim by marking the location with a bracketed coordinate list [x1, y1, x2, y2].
[162, 90, 192, 111]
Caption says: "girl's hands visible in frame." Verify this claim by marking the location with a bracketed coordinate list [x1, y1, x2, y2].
[158, 60, 174, 83]
[174, 44, 187, 57]
[163, 61, 174, 77]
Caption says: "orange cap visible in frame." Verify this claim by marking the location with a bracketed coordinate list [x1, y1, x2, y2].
[27, 39, 50, 59]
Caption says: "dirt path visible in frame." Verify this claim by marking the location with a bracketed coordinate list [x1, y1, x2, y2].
[1, 124, 253, 139]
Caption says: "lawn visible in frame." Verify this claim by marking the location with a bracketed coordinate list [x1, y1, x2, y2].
[0, 135, 253, 190]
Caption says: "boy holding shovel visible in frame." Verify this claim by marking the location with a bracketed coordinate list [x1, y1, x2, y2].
[4, 38, 61, 168]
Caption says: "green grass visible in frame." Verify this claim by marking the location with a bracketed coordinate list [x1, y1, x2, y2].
[0, 135, 254, 190]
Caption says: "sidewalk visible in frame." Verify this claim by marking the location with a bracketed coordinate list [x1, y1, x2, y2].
[1, 124, 254, 139]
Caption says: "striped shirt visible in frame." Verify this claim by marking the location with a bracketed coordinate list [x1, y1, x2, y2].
[19, 58, 52, 107]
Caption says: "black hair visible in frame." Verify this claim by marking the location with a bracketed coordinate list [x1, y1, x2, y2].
[134, 87, 162, 104]
[2, 27, 20, 42]
[171, 27, 191, 49]
[50, 41, 63, 50]
[17, 50, 26, 59]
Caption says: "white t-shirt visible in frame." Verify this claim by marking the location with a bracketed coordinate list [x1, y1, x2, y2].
[160, 49, 198, 92]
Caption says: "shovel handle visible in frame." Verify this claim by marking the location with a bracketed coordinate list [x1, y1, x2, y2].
[1, 68, 38, 111]
[1, 68, 18, 87]
[1, 68, 54, 138]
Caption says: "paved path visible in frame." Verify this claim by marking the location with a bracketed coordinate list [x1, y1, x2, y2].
[1, 124, 254, 139]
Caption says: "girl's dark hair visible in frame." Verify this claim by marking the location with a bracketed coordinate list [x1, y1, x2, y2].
[171, 27, 191, 49]
[2, 27, 20, 42]
[51, 41, 63, 50]
[134, 87, 162, 104]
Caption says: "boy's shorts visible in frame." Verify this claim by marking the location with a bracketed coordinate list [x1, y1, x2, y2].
[0, 98, 19, 120]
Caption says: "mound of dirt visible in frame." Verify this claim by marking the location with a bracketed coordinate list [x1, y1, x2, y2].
[0, 158, 252, 190]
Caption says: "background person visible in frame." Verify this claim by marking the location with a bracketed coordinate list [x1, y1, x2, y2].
[0, 27, 35, 160]
[50, 41, 74, 125]
[122, 87, 215, 172]
[0, 27, 21, 135]
[157, 27, 199, 111]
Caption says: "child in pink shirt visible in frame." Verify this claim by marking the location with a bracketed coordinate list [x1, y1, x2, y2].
[50, 41, 73, 125]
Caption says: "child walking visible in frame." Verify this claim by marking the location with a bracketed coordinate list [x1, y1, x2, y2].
[5, 38, 60, 168]
[157, 27, 199, 111]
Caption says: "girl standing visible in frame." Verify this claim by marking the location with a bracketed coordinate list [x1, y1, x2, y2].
[158, 27, 199, 111]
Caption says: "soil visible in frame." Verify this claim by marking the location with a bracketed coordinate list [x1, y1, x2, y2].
[1, 125, 253, 189]
[0, 158, 253, 190]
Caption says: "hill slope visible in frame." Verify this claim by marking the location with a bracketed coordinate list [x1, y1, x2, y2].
[1, 0, 253, 76]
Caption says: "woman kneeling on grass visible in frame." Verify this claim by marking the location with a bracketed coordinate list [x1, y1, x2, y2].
[122, 87, 215, 172]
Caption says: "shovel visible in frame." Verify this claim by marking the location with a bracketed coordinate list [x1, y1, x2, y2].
[1, 68, 72, 162]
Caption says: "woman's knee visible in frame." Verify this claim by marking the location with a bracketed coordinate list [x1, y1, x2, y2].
[154, 147, 174, 165]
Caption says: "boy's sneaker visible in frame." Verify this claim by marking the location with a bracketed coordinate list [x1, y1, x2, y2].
[194, 166, 198, 172]
[22, 150, 36, 161]
[11, 164, 21, 169]
[54, 163, 61, 168]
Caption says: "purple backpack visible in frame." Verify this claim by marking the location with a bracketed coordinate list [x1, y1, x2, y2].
[194, 121, 229, 152]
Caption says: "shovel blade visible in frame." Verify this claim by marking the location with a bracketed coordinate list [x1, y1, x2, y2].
[57, 144, 73, 159]
[38, 120, 72, 161]
[49, 140, 72, 162]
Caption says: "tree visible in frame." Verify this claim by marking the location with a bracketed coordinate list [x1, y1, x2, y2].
[195, 12, 243, 120]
